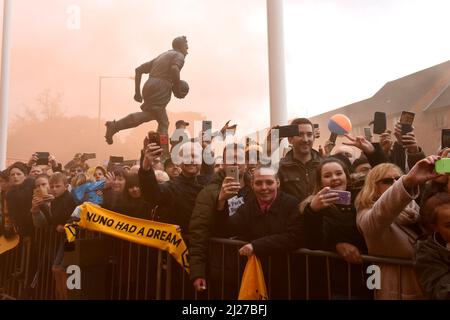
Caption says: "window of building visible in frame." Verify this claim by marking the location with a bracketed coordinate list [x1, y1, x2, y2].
[435, 110, 448, 129]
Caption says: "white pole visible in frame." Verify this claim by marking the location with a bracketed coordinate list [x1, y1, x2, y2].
[267, 0, 288, 127]
[0, 0, 12, 169]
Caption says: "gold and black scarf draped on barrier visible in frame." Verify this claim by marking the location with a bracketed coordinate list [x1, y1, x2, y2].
[64, 203, 189, 274]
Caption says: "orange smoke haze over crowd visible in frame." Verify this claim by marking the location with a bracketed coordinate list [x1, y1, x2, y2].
[1, 0, 269, 165]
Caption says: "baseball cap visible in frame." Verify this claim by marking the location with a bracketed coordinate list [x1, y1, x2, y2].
[175, 120, 189, 128]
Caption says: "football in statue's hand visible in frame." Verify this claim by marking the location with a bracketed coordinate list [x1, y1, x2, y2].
[173, 80, 189, 99]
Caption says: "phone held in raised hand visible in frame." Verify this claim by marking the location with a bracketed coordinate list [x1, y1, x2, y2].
[81, 153, 96, 161]
[435, 158, 450, 174]
[202, 120, 212, 142]
[148, 132, 161, 146]
[225, 166, 239, 181]
[36, 152, 50, 165]
[373, 112, 387, 134]
[278, 125, 300, 138]
[109, 156, 124, 164]
[400, 111, 415, 135]
[441, 129, 450, 149]
[329, 189, 351, 205]
[364, 127, 372, 140]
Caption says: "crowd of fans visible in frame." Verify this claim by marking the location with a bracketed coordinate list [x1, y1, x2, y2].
[0, 118, 449, 300]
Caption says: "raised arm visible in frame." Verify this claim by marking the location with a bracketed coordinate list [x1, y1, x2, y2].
[357, 156, 442, 236]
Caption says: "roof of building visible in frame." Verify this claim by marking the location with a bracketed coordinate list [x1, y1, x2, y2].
[309, 60, 450, 125]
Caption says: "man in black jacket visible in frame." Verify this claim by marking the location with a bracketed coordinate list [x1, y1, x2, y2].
[139, 141, 210, 239]
[188, 143, 252, 296]
[278, 118, 323, 202]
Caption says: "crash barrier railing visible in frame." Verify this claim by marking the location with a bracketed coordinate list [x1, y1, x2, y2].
[0, 228, 171, 300]
[0, 230, 414, 300]
[165, 238, 415, 300]
[0, 228, 64, 300]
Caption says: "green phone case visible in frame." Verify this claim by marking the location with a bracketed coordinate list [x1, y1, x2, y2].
[435, 158, 450, 174]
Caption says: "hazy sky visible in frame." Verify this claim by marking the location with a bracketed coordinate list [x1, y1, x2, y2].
[1, 0, 450, 138]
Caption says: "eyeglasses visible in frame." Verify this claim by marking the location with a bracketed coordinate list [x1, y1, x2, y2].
[377, 177, 401, 185]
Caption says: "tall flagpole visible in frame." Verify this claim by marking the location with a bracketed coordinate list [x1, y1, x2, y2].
[267, 0, 288, 127]
[0, 0, 12, 169]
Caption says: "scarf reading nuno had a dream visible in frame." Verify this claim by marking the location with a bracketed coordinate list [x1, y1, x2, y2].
[65, 202, 189, 273]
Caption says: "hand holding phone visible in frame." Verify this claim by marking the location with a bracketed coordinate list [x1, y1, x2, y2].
[109, 156, 124, 164]
[278, 125, 300, 138]
[313, 124, 320, 139]
[225, 166, 240, 181]
[329, 189, 351, 205]
[148, 132, 161, 146]
[373, 112, 387, 135]
[142, 144, 163, 171]
[435, 158, 450, 174]
[364, 127, 372, 141]
[81, 153, 96, 161]
[202, 120, 212, 142]
[36, 152, 50, 165]
[400, 111, 415, 135]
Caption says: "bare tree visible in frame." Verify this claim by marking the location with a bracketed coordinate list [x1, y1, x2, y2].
[37, 89, 65, 120]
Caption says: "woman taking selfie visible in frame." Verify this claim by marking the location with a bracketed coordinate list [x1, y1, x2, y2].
[301, 157, 370, 299]
[355, 155, 441, 299]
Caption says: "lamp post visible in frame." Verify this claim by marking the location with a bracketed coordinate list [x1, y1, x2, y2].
[0, 0, 12, 169]
[97, 76, 134, 149]
[267, 0, 287, 127]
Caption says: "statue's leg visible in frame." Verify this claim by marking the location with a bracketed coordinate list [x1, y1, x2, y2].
[105, 112, 154, 145]
[153, 107, 170, 160]
[153, 107, 169, 135]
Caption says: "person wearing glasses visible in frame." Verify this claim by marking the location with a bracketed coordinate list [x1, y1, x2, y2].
[355, 155, 442, 300]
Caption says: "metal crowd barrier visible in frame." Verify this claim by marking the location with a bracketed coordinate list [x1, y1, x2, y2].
[0, 230, 414, 300]
[0, 228, 64, 300]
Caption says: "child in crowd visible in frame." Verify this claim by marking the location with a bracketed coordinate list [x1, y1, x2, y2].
[93, 166, 107, 181]
[71, 173, 106, 206]
[415, 192, 450, 300]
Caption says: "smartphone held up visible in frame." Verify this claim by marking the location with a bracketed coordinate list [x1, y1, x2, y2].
[225, 166, 240, 181]
[329, 189, 351, 205]
[400, 111, 415, 135]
